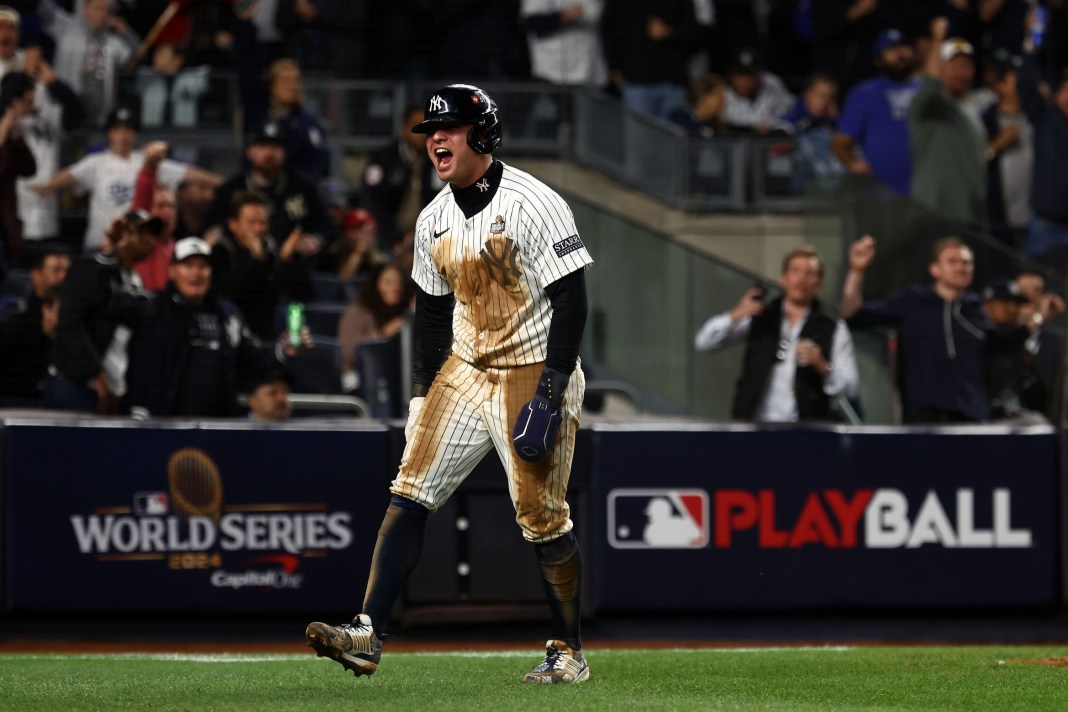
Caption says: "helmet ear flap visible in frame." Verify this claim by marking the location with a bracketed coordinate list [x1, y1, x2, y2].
[467, 108, 502, 154]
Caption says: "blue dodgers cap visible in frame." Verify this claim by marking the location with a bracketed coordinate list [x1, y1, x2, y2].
[872, 28, 908, 56]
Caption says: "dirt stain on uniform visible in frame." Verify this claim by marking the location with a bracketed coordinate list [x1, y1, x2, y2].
[391, 356, 470, 508]
[433, 235, 529, 367]
[504, 363, 574, 540]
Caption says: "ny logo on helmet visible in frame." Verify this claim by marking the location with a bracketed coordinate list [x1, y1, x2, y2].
[429, 95, 445, 112]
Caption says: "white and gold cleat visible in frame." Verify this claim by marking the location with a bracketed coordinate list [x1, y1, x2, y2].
[523, 639, 590, 684]
[306, 614, 382, 677]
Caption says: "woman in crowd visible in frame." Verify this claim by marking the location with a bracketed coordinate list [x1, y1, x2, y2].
[336, 261, 413, 395]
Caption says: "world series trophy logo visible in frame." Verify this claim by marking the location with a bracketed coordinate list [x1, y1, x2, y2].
[167, 447, 223, 520]
[69, 445, 356, 589]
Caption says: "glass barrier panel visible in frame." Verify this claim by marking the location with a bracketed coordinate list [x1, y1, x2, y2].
[116, 71, 238, 131]
[684, 136, 745, 211]
[574, 89, 627, 178]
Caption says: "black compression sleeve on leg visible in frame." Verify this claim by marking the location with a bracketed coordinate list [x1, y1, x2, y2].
[544, 270, 588, 375]
[534, 531, 583, 650]
[361, 496, 430, 637]
[412, 287, 455, 397]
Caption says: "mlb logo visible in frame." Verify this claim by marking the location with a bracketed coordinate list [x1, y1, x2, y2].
[133, 491, 169, 515]
[608, 489, 709, 549]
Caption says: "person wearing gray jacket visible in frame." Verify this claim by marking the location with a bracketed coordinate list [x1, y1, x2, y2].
[37, 0, 139, 128]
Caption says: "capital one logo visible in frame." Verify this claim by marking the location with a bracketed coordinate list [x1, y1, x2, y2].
[429, 95, 445, 112]
[608, 489, 709, 549]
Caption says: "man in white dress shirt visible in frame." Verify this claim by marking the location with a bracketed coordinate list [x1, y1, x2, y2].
[695, 246, 859, 422]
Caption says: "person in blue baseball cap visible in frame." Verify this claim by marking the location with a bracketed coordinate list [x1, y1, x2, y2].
[871, 28, 909, 58]
[831, 27, 919, 196]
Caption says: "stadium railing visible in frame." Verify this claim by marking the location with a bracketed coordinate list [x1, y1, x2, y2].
[106, 74, 810, 212]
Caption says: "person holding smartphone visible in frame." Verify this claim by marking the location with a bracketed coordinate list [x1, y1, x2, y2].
[694, 246, 859, 422]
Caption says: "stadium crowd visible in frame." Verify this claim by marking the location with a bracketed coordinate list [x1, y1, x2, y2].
[0, 0, 1067, 425]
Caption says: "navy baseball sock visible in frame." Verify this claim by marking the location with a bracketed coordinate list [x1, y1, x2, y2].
[534, 531, 583, 651]
[361, 496, 429, 638]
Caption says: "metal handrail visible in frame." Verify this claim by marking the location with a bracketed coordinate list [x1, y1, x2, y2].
[585, 379, 645, 413]
[288, 394, 372, 418]
[234, 393, 372, 418]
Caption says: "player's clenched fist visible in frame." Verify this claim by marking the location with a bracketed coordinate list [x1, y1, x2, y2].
[512, 368, 569, 462]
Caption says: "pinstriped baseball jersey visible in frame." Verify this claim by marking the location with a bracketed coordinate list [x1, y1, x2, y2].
[411, 161, 594, 369]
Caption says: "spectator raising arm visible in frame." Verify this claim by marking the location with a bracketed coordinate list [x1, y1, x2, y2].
[27, 167, 75, 199]
[840, 235, 876, 319]
[923, 17, 949, 81]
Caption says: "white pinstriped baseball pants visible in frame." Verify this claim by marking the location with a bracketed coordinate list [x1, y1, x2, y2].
[391, 354, 585, 543]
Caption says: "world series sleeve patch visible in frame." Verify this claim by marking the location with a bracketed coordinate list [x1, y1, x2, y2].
[552, 235, 584, 258]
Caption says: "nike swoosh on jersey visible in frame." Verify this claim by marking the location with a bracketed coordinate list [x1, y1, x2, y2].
[433, 227, 450, 240]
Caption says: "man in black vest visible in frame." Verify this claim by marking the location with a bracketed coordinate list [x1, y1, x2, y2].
[695, 246, 859, 422]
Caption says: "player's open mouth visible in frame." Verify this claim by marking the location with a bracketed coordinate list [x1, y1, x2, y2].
[434, 148, 453, 168]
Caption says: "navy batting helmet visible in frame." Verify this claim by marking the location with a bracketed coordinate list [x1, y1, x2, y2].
[410, 84, 502, 154]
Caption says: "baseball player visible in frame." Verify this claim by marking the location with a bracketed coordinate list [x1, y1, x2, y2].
[307, 84, 593, 684]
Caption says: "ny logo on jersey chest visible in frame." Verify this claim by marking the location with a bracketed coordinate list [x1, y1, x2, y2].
[480, 237, 521, 287]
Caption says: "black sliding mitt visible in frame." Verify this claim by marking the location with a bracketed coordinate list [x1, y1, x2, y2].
[512, 367, 569, 462]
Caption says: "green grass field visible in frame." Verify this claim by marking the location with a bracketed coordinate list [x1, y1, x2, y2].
[2, 646, 1067, 711]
